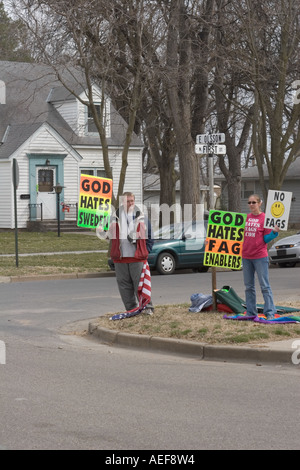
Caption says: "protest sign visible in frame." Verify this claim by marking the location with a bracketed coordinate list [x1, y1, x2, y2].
[264, 190, 292, 231]
[77, 175, 112, 229]
[204, 210, 247, 270]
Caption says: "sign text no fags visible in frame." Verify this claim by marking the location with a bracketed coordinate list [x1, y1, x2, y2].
[264, 190, 292, 231]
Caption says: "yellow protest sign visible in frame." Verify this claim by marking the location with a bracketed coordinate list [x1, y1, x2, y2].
[77, 175, 112, 229]
[204, 210, 247, 270]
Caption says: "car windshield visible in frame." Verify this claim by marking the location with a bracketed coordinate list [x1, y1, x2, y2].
[154, 223, 183, 240]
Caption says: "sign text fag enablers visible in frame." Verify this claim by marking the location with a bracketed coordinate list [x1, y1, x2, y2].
[204, 210, 247, 270]
[77, 174, 112, 229]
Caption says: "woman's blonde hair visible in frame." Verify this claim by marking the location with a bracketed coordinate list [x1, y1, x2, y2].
[248, 194, 262, 203]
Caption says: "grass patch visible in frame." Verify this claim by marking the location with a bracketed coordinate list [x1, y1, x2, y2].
[0, 252, 110, 277]
[95, 304, 300, 345]
[273, 328, 291, 337]
[228, 332, 270, 344]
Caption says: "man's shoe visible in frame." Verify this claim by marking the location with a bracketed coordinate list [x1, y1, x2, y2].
[143, 308, 154, 315]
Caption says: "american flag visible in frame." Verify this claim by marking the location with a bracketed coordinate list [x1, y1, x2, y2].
[110, 261, 151, 320]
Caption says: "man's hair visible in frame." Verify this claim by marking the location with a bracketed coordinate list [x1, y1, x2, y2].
[122, 191, 135, 199]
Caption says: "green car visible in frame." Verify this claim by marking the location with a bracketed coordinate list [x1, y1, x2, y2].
[108, 220, 209, 275]
[147, 220, 208, 275]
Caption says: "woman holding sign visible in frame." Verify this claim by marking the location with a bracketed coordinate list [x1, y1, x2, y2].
[242, 194, 280, 320]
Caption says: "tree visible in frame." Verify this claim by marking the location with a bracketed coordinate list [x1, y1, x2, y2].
[211, 0, 254, 212]
[231, 0, 300, 201]
[0, 1, 32, 61]
[9, 0, 300, 216]
[162, 0, 215, 215]
[8, 0, 148, 207]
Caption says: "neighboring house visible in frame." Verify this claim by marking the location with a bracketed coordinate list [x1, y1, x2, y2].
[143, 172, 220, 230]
[215, 158, 300, 227]
[0, 61, 143, 229]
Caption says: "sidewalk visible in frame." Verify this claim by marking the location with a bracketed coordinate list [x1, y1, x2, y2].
[0, 250, 107, 257]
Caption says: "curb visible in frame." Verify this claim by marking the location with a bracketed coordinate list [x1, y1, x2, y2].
[88, 322, 297, 365]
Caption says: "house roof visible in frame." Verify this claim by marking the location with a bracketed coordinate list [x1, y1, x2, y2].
[245, 158, 300, 179]
[143, 172, 219, 192]
[0, 61, 142, 160]
[215, 157, 300, 181]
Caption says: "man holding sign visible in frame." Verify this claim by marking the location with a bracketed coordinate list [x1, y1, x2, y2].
[242, 194, 279, 320]
[97, 192, 154, 316]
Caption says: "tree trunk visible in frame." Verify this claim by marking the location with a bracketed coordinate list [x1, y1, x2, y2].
[165, 0, 200, 218]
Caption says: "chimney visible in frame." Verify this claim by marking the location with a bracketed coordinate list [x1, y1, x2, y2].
[0, 81, 6, 104]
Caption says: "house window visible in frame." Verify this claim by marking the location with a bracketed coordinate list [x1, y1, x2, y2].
[80, 168, 109, 178]
[87, 104, 101, 133]
[241, 181, 256, 199]
[85, 100, 111, 136]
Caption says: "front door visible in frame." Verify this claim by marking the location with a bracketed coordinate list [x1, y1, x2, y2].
[36, 167, 56, 219]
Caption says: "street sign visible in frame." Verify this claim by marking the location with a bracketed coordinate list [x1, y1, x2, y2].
[195, 144, 226, 155]
[196, 133, 225, 144]
[12, 158, 19, 189]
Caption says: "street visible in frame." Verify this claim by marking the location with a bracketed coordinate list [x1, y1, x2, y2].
[0, 268, 300, 450]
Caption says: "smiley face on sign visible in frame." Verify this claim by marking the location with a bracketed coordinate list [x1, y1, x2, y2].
[264, 190, 292, 231]
[270, 201, 285, 218]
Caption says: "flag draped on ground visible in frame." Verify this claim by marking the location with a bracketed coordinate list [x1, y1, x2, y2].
[110, 261, 151, 320]
[223, 313, 300, 323]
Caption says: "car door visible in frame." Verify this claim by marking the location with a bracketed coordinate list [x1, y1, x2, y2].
[178, 221, 206, 266]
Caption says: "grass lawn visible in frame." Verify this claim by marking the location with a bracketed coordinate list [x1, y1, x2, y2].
[0, 230, 108, 254]
[0, 231, 110, 277]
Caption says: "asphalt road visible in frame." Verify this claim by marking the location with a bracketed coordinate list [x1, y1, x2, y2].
[0, 268, 300, 450]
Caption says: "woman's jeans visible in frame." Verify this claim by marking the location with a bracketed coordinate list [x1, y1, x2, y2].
[242, 257, 276, 318]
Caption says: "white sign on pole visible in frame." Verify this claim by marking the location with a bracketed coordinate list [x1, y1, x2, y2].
[264, 190, 293, 231]
[195, 144, 226, 155]
[0, 340, 6, 365]
[196, 133, 225, 144]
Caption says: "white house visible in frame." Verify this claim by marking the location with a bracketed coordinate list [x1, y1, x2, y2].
[0, 61, 143, 229]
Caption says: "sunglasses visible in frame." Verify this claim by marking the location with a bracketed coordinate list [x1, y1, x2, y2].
[248, 201, 258, 205]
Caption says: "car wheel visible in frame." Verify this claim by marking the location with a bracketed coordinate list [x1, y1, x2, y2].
[156, 252, 176, 275]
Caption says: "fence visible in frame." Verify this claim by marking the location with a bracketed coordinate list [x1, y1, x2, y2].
[28, 203, 78, 221]
[28, 203, 43, 221]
